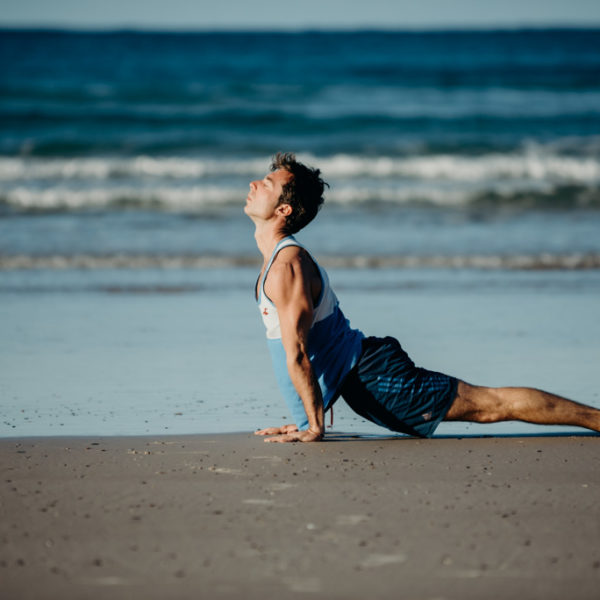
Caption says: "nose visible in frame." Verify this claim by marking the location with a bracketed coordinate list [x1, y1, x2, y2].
[249, 180, 257, 191]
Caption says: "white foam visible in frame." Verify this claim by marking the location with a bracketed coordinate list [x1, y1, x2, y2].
[2, 253, 598, 271]
[0, 156, 266, 182]
[2, 185, 243, 211]
[327, 185, 469, 207]
[1, 178, 594, 211]
[1, 147, 599, 212]
[1, 150, 599, 185]
[312, 152, 600, 183]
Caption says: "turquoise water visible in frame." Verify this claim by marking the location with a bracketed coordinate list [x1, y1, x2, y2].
[2, 29, 600, 266]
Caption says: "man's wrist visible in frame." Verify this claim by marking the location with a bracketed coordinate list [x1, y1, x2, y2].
[308, 426, 324, 438]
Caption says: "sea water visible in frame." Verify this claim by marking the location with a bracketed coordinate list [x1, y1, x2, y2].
[1, 29, 600, 437]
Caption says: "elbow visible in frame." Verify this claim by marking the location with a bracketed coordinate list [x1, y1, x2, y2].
[287, 347, 308, 369]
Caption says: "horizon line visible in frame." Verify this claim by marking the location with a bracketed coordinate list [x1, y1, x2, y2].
[2, 23, 600, 34]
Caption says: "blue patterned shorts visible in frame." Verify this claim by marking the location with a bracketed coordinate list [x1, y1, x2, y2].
[339, 336, 458, 438]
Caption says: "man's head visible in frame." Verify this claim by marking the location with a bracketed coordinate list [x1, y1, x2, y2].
[270, 152, 327, 234]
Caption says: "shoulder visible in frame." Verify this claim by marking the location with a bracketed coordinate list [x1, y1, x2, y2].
[265, 246, 314, 300]
[269, 245, 316, 280]
[268, 246, 305, 285]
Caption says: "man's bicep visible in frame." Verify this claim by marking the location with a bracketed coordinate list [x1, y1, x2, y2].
[268, 261, 314, 346]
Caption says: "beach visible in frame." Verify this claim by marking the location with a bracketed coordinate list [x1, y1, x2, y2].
[2, 277, 599, 597]
[2, 28, 600, 598]
[2, 432, 599, 599]
[3, 274, 599, 599]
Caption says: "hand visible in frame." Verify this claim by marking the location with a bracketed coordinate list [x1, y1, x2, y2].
[262, 428, 323, 444]
[254, 424, 299, 436]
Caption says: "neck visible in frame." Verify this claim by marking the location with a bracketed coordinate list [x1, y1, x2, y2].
[254, 222, 289, 262]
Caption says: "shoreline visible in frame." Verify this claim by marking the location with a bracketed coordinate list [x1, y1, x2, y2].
[2, 428, 599, 441]
[2, 432, 599, 599]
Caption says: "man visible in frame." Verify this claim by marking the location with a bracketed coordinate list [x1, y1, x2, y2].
[245, 152, 600, 443]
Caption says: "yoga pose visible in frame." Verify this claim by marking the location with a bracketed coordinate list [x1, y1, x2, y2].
[244, 153, 600, 443]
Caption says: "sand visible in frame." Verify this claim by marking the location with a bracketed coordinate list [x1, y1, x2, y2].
[1, 432, 599, 599]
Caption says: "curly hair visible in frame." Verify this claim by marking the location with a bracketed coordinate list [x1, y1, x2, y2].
[271, 152, 328, 234]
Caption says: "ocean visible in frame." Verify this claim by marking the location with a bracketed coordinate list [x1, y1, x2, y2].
[1, 29, 599, 437]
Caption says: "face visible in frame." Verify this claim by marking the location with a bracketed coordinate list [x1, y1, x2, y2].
[244, 169, 292, 222]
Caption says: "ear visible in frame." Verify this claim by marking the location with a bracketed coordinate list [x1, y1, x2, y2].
[276, 203, 293, 217]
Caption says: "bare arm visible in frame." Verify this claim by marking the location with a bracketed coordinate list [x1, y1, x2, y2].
[258, 248, 324, 443]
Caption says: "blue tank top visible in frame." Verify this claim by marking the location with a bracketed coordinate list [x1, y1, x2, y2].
[257, 236, 364, 430]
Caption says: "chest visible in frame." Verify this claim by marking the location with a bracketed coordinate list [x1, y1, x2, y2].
[254, 263, 267, 302]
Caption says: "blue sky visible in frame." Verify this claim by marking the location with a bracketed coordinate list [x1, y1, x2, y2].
[2, 0, 600, 30]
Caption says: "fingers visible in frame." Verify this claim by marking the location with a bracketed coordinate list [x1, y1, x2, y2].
[254, 424, 298, 436]
[254, 427, 281, 436]
[263, 431, 322, 443]
[256, 428, 321, 443]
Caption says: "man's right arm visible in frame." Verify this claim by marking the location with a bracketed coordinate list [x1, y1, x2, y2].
[255, 249, 325, 443]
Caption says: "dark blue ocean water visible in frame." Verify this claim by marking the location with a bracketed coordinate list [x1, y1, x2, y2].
[3, 29, 600, 155]
[1, 29, 600, 275]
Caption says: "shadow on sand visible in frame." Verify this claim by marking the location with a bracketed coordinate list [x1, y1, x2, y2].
[324, 431, 599, 442]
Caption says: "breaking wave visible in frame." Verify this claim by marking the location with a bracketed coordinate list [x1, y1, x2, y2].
[2, 253, 599, 271]
[2, 149, 600, 183]
[2, 147, 600, 213]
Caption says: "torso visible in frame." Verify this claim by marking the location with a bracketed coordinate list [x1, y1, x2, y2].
[254, 235, 365, 429]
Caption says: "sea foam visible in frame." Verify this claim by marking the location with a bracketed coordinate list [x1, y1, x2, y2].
[1, 148, 599, 212]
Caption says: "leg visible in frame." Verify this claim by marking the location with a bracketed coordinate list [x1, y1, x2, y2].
[445, 381, 600, 433]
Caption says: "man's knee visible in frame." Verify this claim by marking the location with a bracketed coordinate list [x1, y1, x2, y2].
[445, 381, 505, 423]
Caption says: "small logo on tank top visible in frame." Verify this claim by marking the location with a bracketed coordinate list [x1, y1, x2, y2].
[263, 308, 269, 316]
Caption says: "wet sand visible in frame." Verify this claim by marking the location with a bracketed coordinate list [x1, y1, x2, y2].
[3, 275, 600, 439]
[1, 432, 599, 599]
